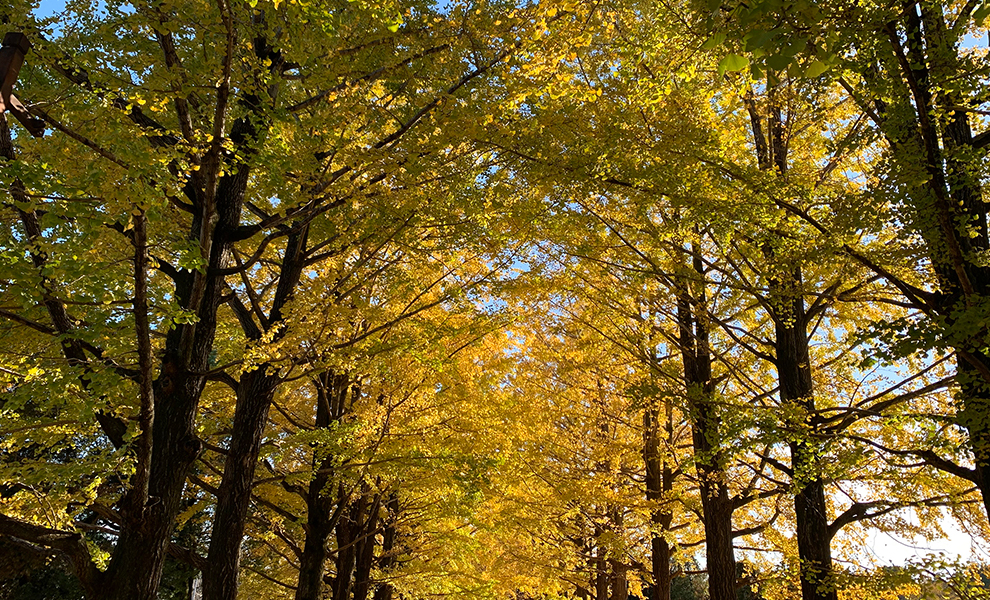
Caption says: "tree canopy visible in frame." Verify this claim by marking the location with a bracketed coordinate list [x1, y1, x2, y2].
[1, 1, 990, 600]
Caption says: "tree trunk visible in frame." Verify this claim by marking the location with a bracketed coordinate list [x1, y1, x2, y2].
[956, 358, 990, 519]
[294, 464, 337, 600]
[296, 372, 351, 600]
[594, 524, 608, 600]
[887, 3, 990, 521]
[353, 492, 382, 600]
[609, 560, 628, 600]
[99, 222, 233, 600]
[3, 111, 216, 600]
[607, 508, 628, 600]
[643, 402, 673, 600]
[746, 80, 838, 600]
[332, 489, 366, 600]
[372, 495, 400, 600]
[202, 371, 279, 600]
[677, 242, 735, 600]
[771, 268, 837, 600]
[202, 226, 309, 600]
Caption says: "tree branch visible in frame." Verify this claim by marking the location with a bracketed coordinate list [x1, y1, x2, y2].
[0, 513, 102, 597]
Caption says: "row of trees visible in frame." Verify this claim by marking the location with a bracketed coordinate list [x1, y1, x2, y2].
[1, 0, 990, 599]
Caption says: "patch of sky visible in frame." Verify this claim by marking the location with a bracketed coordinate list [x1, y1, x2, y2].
[860, 515, 988, 567]
[960, 30, 988, 52]
[31, 0, 138, 57]
[35, 0, 66, 19]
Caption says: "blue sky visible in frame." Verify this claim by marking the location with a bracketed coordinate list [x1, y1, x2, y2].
[36, 0, 66, 18]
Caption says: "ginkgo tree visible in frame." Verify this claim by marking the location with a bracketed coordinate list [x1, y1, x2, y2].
[0, 0, 542, 598]
[475, 1, 990, 599]
[3, 0, 990, 599]
[696, 0, 990, 523]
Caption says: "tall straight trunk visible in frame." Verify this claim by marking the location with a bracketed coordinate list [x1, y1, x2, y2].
[3, 109, 213, 600]
[202, 371, 278, 600]
[296, 372, 351, 600]
[333, 489, 368, 600]
[609, 560, 628, 600]
[594, 524, 609, 600]
[372, 495, 400, 600]
[294, 461, 337, 600]
[88, 151, 246, 600]
[643, 400, 674, 600]
[353, 492, 382, 600]
[202, 227, 309, 600]
[608, 508, 628, 600]
[770, 267, 837, 600]
[746, 82, 838, 600]
[856, 3, 990, 519]
[677, 242, 735, 600]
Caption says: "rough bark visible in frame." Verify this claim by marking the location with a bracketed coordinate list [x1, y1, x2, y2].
[295, 372, 352, 600]
[294, 468, 336, 600]
[203, 225, 309, 600]
[201, 371, 279, 600]
[332, 489, 365, 600]
[99, 41, 267, 599]
[353, 492, 382, 600]
[746, 84, 838, 600]
[677, 243, 735, 600]
[609, 560, 628, 600]
[594, 524, 608, 600]
[858, 3, 990, 520]
[371, 495, 400, 600]
[643, 402, 674, 600]
[770, 268, 837, 600]
[910, 4, 990, 518]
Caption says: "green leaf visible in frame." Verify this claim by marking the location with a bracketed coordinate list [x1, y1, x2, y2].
[804, 59, 829, 77]
[765, 53, 792, 71]
[975, 2, 990, 26]
[701, 33, 726, 50]
[744, 28, 778, 51]
[717, 54, 749, 76]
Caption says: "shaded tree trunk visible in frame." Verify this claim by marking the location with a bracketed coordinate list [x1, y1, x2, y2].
[745, 83, 837, 600]
[201, 371, 279, 600]
[839, 2, 990, 520]
[908, 3, 990, 518]
[594, 524, 609, 600]
[203, 225, 309, 600]
[771, 268, 836, 600]
[81, 129, 248, 600]
[331, 484, 361, 600]
[643, 400, 674, 600]
[353, 491, 383, 600]
[3, 108, 214, 600]
[609, 562, 628, 600]
[372, 495, 401, 600]
[676, 242, 735, 600]
[296, 372, 352, 600]
[608, 508, 628, 600]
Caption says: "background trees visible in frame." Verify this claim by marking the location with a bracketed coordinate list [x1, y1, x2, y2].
[2, 1, 990, 599]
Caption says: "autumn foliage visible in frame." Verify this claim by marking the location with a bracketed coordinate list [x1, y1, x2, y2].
[1, 1, 990, 600]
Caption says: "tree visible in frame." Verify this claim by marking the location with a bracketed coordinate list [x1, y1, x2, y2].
[0, 0, 534, 597]
[696, 0, 990, 522]
[4, 0, 990, 597]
